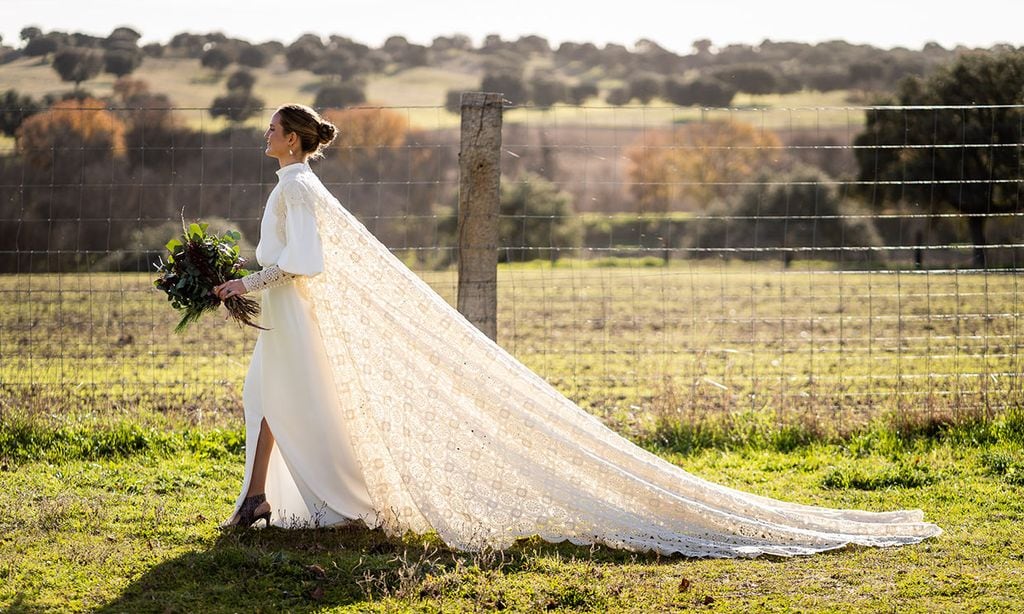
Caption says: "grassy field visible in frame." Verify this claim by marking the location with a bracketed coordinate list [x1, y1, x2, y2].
[2, 262, 1020, 430]
[2, 262, 1023, 611]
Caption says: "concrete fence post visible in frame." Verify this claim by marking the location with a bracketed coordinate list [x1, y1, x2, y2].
[456, 92, 503, 340]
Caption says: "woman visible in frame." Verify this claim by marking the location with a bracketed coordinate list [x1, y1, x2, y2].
[214, 103, 941, 557]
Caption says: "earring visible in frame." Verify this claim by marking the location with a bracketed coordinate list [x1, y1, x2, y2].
[288, 149, 293, 155]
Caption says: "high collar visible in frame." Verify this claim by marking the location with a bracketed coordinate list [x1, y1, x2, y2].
[275, 161, 310, 180]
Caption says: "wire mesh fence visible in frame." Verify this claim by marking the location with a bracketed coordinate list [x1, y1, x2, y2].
[1, 102, 1021, 430]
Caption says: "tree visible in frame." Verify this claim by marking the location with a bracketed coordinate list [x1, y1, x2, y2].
[20, 26, 42, 44]
[104, 49, 141, 77]
[210, 90, 264, 123]
[626, 120, 783, 212]
[314, 83, 366, 109]
[142, 42, 164, 58]
[107, 27, 140, 42]
[52, 47, 104, 88]
[529, 75, 567, 109]
[312, 48, 360, 80]
[853, 50, 1024, 268]
[323, 107, 407, 156]
[685, 166, 882, 267]
[481, 71, 527, 105]
[628, 73, 662, 104]
[712, 64, 779, 95]
[0, 90, 41, 136]
[499, 172, 582, 262]
[804, 67, 848, 92]
[16, 97, 126, 168]
[24, 34, 59, 57]
[285, 43, 320, 71]
[101, 27, 143, 76]
[692, 39, 713, 55]
[567, 82, 598, 105]
[848, 60, 885, 90]
[515, 35, 551, 55]
[200, 46, 233, 72]
[664, 76, 736, 107]
[226, 70, 256, 93]
[605, 87, 631, 106]
[238, 45, 270, 68]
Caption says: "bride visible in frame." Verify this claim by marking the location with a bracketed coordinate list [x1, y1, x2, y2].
[212, 103, 941, 558]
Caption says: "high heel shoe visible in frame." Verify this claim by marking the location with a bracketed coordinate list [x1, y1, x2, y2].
[233, 493, 272, 528]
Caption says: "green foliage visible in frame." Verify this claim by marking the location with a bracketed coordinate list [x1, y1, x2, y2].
[102, 49, 141, 77]
[567, 82, 599, 105]
[200, 46, 233, 72]
[664, 75, 736, 106]
[285, 42, 320, 71]
[605, 86, 631, 106]
[19, 26, 42, 43]
[712, 64, 779, 95]
[102, 28, 143, 77]
[685, 165, 883, 266]
[52, 47, 104, 87]
[627, 72, 663, 104]
[237, 44, 270, 68]
[499, 172, 582, 262]
[528, 74, 567, 109]
[482, 71, 527, 105]
[225, 69, 255, 93]
[853, 50, 1024, 267]
[979, 449, 1024, 485]
[152, 220, 257, 332]
[0, 89, 40, 136]
[314, 82, 366, 109]
[209, 89, 264, 123]
[23, 33, 58, 57]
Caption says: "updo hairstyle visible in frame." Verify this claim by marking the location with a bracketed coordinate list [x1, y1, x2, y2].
[276, 103, 338, 161]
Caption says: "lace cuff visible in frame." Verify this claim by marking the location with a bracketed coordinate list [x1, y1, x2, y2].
[240, 265, 298, 293]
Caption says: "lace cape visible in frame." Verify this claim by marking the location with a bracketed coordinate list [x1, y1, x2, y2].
[301, 177, 942, 557]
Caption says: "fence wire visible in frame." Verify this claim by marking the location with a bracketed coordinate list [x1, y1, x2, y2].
[1, 103, 1022, 429]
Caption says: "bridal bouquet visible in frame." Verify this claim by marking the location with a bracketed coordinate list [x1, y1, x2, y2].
[153, 220, 263, 332]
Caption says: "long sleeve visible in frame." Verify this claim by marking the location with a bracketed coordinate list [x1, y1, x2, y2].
[240, 264, 297, 293]
[275, 180, 325, 276]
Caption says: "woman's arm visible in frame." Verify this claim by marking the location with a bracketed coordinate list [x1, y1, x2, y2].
[240, 264, 298, 292]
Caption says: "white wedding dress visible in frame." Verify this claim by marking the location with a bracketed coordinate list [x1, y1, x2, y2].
[225, 162, 942, 557]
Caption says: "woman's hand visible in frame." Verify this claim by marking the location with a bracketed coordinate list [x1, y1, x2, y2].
[213, 279, 248, 300]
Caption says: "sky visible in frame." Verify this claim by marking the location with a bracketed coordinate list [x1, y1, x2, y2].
[0, 0, 1020, 54]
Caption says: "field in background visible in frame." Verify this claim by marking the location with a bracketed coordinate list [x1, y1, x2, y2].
[0, 55, 860, 133]
[2, 262, 1020, 433]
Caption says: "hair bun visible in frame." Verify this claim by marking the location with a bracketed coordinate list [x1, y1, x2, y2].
[317, 121, 338, 145]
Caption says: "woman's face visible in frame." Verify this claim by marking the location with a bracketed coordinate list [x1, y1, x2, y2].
[263, 112, 295, 160]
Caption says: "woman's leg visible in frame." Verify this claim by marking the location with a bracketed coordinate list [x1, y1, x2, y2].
[245, 417, 276, 497]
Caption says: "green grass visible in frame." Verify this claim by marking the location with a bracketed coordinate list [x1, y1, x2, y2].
[1, 411, 1023, 612]
[2, 263, 1023, 611]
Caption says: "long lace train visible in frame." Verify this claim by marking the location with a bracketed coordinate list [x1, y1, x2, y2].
[297, 180, 941, 557]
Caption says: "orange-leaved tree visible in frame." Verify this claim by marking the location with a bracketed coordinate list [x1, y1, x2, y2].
[322, 107, 409, 166]
[626, 120, 784, 213]
[16, 97, 127, 168]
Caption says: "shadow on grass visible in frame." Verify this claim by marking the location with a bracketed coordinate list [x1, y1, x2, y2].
[94, 523, 670, 613]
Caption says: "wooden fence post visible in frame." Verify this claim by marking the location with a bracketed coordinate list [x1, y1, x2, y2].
[457, 92, 503, 341]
